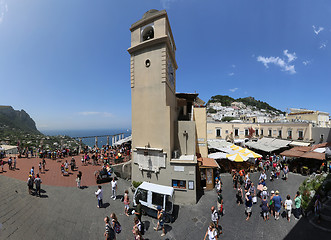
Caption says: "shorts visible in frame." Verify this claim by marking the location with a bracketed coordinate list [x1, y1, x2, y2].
[245, 207, 252, 213]
[159, 220, 164, 227]
[275, 206, 281, 213]
[263, 211, 269, 217]
[125, 204, 129, 210]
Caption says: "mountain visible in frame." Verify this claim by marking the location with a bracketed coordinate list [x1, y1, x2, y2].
[207, 95, 284, 114]
[0, 106, 40, 134]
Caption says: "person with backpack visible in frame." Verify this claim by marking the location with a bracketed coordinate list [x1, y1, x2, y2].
[34, 174, 42, 197]
[203, 222, 218, 240]
[217, 192, 224, 217]
[133, 216, 144, 235]
[104, 216, 115, 240]
[211, 206, 222, 235]
[111, 213, 121, 238]
[154, 206, 166, 237]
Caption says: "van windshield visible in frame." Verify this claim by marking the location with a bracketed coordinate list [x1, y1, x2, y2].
[136, 188, 148, 202]
[152, 192, 164, 207]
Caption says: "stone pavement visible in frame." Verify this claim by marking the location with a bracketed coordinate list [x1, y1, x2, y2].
[1, 171, 330, 239]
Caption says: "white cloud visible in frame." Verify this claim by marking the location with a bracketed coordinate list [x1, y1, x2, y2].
[312, 25, 324, 35]
[257, 50, 297, 74]
[231, 64, 236, 68]
[319, 41, 327, 49]
[228, 72, 234, 76]
[283, 50, 297, 63]
[229, 88, 238, 92]
[78, 112, 113, 117]
[302, 60, 311, 66]
[0, 0, 8, 24]
[160, 0, 176, 9]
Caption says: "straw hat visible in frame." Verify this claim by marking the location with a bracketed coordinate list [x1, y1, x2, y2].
[263, 186, 268, 191]
[275, 190, 279, 194]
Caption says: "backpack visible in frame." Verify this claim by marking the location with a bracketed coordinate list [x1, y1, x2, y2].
[114, 221, 121, 234]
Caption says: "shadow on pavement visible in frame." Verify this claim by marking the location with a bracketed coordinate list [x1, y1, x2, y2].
[103, 203, 110, 208]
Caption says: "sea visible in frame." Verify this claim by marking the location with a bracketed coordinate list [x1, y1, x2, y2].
[41, 129, 131, 148]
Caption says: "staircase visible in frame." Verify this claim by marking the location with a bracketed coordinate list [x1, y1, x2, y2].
[309, 191, 331, 232]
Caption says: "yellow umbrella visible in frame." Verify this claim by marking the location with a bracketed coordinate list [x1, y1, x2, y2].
[226, 153, 249, 162]
[238, 148, 251, 154]
[243, 151, 262, 158]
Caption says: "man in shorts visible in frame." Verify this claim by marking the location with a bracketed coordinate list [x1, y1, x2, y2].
[245, 192, 252, 221]
[154, 206, 165, 237]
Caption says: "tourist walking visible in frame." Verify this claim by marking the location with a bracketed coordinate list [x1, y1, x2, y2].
[123, 189, 130, 216]
[27, 175, 33, 195]
[261, 196, 269, 221]
[1, 159, 4, 172]
[236, 185, 243, 205]
[104, 216, 115, 240]
[134, 198, 142, 221]
[283, 165, 289, 181]
[8, 157, 12, 170]
[273, 190, 282, 220]
[38, 162, 42, 174]
[294, 191, 302, 219]
[133, 216, 143, 235]
[314, 195, 322, 223]
[111, 177, 117, 200]
[95, 185, 103, 208]
[13, 157, 16, 170]
[76, 173, 81, 188]
[42, 158, 46, 172]
[111, 213, 121, 238]
[203, 222, 218, 240]
[133, 226, 143, 240]
[34, 174, 42, 197]
[217, 191, 224, 216]
[211, 206, 222, 235]
[154, 206, 166, 237]
[245, 192, 253, 221]
[284, 195, 293, 222]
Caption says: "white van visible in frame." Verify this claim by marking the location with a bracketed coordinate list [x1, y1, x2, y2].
[133, 182, 175, 222]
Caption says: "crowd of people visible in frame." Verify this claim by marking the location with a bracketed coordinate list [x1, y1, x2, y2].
[203, 154, 305, 240]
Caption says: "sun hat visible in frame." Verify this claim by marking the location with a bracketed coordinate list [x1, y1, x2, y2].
[271, 190, 275, 194]
[275, 190, 279, 194]
[246, 192, 250, 195]
[263, 186, 268, 191]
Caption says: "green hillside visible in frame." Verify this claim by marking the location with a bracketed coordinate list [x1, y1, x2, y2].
[207, 95, 284, 114]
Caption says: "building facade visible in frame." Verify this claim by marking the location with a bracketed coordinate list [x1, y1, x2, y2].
[286, 108, 330, 128]
[207, 122, 313, 142]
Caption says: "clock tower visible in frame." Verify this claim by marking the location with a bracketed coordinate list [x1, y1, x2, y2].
[128, 10, 198, 205]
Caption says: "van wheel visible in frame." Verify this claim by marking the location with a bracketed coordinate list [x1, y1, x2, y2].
[141, 209, 147, 215]
[164, 214, 171, 223]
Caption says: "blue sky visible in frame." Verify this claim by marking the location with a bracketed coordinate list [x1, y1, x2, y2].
[0, 0, 330, 131]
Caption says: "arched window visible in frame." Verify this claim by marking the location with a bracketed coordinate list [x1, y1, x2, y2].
[141, 26, 154, 41]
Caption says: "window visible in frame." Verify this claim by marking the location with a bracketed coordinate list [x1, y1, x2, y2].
[136, 188, 148, 202]
[245, 129, 249, 136]
[261, 129, 264, 136]
[268, 129, 272, 137]
[288, 130, 292, 139]
[216, 128, 221, 137]
[278, 130, 282, 138]
[152, 192, 164, 206]
[234, 129, 239, 137]
[141, 24, 154, 42]
[172, 179, 186, 189]
[298, 130, 303, 140]
[255, 129, 259, 136]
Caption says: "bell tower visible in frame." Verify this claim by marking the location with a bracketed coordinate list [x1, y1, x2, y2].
[128, 9, 178, 178]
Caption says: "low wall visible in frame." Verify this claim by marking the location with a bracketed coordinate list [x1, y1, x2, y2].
[113, 160, 132, 180]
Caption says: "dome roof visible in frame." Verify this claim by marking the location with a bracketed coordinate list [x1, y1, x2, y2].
[142, 9, 160, 19]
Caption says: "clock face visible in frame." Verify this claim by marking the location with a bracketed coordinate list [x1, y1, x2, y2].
[167, 60, 175, 87]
